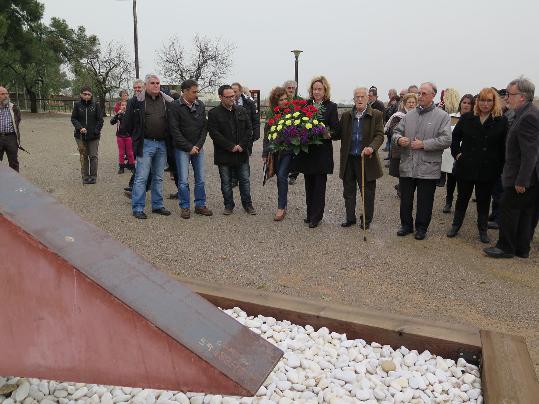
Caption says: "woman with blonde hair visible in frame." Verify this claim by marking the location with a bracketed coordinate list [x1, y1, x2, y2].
[289, 76, 339, 228]
[447, 88, 508, 243]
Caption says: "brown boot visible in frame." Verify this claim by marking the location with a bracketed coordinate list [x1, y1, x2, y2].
[180, 208, 191, 219]
[273, 209, 286, 221]
[195, 206, 213, 216]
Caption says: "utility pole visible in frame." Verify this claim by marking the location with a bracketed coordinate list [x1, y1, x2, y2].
[133, 0, 140, 78]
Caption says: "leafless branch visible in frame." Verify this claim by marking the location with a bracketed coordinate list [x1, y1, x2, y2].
[156, 34, 235, 91]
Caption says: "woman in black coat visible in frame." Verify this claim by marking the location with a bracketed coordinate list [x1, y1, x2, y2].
[447, 88, 508, 243]
[290, 76, 339, 228]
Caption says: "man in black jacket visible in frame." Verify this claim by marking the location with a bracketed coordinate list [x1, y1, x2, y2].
[208, 84, 256, 215]
[70, 86, 103, 184]
[168, 79, 212, 219]
[123, 75, 173, 219]
[368, 86, 386, 116]
[230, 82, 259, 188]
[485, 76, 539, 259]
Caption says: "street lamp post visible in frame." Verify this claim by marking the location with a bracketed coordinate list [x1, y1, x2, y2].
[291, 50, 302, 97]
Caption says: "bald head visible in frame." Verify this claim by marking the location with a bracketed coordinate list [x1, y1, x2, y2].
[0, 87, 9, 105]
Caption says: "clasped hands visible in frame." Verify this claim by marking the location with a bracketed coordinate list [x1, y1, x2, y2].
[398, 136, 424, 150]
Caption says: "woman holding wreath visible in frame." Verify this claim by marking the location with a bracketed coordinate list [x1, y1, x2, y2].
[289, 76, 339, 228]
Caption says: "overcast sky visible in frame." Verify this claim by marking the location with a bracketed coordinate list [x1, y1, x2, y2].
[42, 0, 539, 103]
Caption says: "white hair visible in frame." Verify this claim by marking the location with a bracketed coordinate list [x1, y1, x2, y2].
[145, 74, 160, 84]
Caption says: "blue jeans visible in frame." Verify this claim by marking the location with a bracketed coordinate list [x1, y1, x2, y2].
[276, 152, 292, 209]
[218, 162, 252, 209]
[132, 139, 167, 213]
[175, 149, 206, 209]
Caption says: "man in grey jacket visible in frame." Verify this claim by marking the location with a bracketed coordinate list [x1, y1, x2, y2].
[392, 82, 452, 239]
[484, 77, 539, 258]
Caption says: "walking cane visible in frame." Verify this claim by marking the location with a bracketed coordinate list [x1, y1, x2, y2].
[361, 154, 367, 242]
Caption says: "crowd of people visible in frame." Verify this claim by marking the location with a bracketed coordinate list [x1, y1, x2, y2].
[1, 73, 538, 260]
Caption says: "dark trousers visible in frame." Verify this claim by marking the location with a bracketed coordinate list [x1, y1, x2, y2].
[399, 177, 437, 232]
[489, 176, 503, 223]
[75, 138, 99, 180]
[453, 179, 494, 230]
[218, 162, 252, 209]
[304, 174, 327, 224]
[342, 155, 376, 224]
[0, 132, 19, 172]
[446, 173, 456, 203]
[496, 186, 538, 255]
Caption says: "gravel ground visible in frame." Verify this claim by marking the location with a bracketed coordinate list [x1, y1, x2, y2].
[8, 112, 539, 378]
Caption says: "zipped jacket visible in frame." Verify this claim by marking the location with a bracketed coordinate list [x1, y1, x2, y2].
[71, 98, 104, 141]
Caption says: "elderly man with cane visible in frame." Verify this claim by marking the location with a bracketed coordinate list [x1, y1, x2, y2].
[334, 87, 385, 231]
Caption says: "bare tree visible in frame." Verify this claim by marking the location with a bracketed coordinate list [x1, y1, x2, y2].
[74, 41, 133, 113]
[157, 34, 235, 92]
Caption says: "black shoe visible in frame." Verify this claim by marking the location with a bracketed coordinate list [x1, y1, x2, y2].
[118, 166, 125, 174]
[243, 205, 257, 215]
[304, 218, 310, 223]
[484, 247, 514, 258]
[341, 220, 356, 227]
[169, 192, 178, 199]
[152, 207, 171, 216]
[515, 251, 530, 259]
[289, 177, 297, 185]
[447, 225, 460, 238]
[414, 230, 426, 240]
[87, 178, 96, 184]
[309, 221, 320, 228]
[487, 221, 499, 230]
[442, 203, 452, 213]
[397, 227, 413, 236]
[82, 178, 91, 185]
[124, 187, 132, 192]
[479, 231, 490, 244]
[133, 211, 147, 219]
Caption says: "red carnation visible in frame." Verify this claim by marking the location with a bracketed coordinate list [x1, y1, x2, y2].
[294, 105, 301, 111]
[273, 106, 280, 112]
[284, 108, 291, 113]
[306, 112, 314, 118]
[275, 114, 282, 119]
[301, 107, 309, 113]
[268, 118, 275, 125]
[300, 100, 307, 105]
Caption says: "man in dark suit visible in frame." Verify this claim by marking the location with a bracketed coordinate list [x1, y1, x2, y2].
[484, 77, 539, 259]
[334, 87, 385, 229]
[208, 84, 256, 215]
